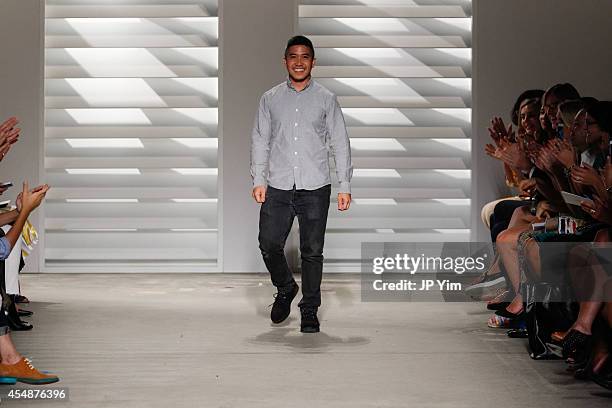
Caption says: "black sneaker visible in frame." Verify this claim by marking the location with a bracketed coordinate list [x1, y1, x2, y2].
[270, 283, 299, 324]
[300, 307, 320, 333]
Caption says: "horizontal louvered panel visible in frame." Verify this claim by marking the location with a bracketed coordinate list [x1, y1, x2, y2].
[352, 157, 467, 169]
[347, 126, 467, 139]
[318, 78, 470, 100]
[45, 48, 219, 78]
[338, 96, 466, 108]
[350, 138, 470, 157]
[299, 5, 469, 18]
[344, 169, 470, 186]
[45, 157, 218, 169]
[315, 48, 470, 69]
[46, 78, 218, 108]
[308, 35, 467, 48]
[314, 66, 466, 78]
[339, 188, 468, 199]
[45, 202, 217, 218]
[45, 108, 218, 126]
[324, 231, 471, 259]
[46, 5, 215, 18]
[46, 187, 217, 200]
[47, 34, 215, 48]
[46, 138, 218, 157]
[342, 108, 470, 127]
[46, 126, 215, 139]
[327, 217, 466, 229]
[45, 173, 218, 188]
[46, 217, 217, 230]
[301, 18, 471, 39]
[46, 244, 216, 261]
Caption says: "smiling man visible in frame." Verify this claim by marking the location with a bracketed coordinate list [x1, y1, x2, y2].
[250, 35, 353, 333]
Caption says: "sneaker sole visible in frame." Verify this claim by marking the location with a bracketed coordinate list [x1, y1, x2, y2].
[0, 377, 17, 384]
[16, 377, 60, 385]
[300, 326, 320, 333]
[465, 276, 506, 298]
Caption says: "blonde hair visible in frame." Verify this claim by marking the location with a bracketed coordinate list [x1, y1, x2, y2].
[558, 99, 585, 128]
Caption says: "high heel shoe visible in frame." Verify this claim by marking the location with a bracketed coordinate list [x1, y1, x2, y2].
[17, 309, 33, 318]
[6, 301, 32, 331]
[575, 353, 609, 381]
[562, 329, 592, 361]
[592, 358, 612, 390]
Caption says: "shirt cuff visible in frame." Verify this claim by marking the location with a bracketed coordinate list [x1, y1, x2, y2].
[253, 176, 267, 188]
[0, 236, 12, 260]
[338, 181, 351, 195]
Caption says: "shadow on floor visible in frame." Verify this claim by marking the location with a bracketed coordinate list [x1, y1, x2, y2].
[247, 327, 370, 352]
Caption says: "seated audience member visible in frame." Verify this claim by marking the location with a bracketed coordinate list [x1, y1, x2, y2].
[468, 90, 544, 301]
[0, 117, 57, 384]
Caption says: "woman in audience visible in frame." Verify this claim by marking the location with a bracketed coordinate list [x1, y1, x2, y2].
[468, 90, 544, 301]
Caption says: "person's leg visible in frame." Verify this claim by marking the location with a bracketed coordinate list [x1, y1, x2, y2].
[491, 199, 530, 242]
[0, 333, 21, 365]
[294, 185, 331, 309]
[496, 227, 528, 314]
[567, 244, 605, 335]
[258, 186, 296, 292]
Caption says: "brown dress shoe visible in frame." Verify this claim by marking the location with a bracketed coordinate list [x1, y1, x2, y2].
[0, 358, 59, 384]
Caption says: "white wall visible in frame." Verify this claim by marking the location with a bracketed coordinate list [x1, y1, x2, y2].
[220, 0, 297, 272]
[472, 0, 612, 241]
[0, 0, 44, 272]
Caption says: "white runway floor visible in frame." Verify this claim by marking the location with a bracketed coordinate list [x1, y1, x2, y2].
[4, 274, 612, 407]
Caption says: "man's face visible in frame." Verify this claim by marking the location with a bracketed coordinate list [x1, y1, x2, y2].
[284, 45, 315, 83]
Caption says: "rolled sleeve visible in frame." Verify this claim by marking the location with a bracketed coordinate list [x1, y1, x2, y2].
[326, 95, 353, 194]
[0, 236, 11, 260]
[250, 95, 272, 187]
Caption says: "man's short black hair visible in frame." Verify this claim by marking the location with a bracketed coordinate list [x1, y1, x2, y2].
[285, 35, 315, 59]
[587, 101, 612, 135]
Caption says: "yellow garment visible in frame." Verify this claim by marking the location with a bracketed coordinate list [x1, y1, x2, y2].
[21, 219, 38, 257]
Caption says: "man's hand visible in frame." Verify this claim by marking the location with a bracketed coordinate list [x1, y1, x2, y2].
[252, 185, 266, 203]
[337, 193, 351, 211]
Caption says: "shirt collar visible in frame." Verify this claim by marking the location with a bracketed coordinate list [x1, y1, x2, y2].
[286, 76, 313, 92]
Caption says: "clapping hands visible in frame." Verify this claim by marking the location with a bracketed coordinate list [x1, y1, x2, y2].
[0, 117, 20, 161]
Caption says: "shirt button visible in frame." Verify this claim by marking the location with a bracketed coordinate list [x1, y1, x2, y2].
[294, 166, 298, 169]
[294, 152, 298, 155]
[295, 108, 299, 112]
[294, 137, 298, 141]
[294, 123, 298, 127]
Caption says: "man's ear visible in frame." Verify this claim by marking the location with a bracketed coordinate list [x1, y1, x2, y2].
[312, 58, 316, 69]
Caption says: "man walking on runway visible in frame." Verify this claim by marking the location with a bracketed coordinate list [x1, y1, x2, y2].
[250, 35, 353, 333]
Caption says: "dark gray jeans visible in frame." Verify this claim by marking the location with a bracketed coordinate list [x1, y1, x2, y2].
[258, 184, 331, 308]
